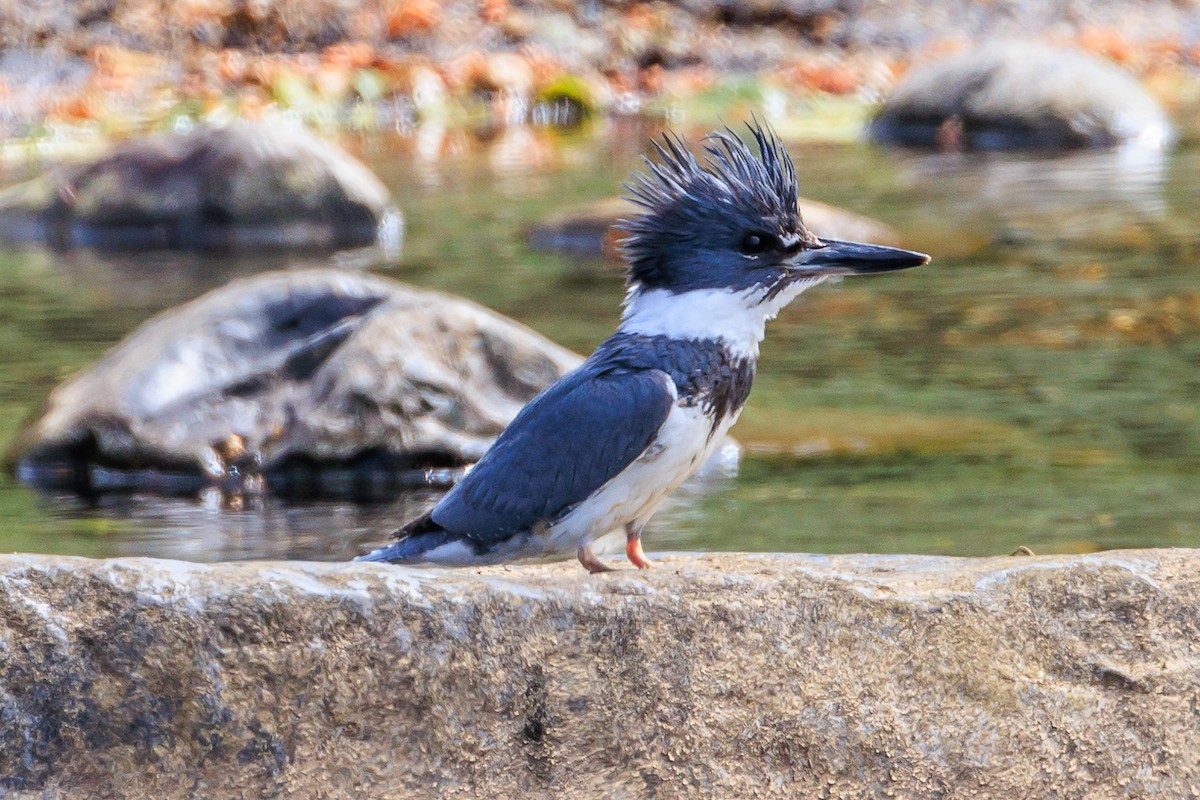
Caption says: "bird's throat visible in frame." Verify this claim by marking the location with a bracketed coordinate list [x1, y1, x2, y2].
[618, 279, 823, 358]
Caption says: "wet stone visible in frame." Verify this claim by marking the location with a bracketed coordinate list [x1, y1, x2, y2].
[1, 549, 1199, 796]
[869, 43, 1173, 151]
[6, 269, 582, 498]
[0, 119, 402, 252]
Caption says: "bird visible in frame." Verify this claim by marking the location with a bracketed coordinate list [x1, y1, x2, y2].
[357, 121, 929, 573]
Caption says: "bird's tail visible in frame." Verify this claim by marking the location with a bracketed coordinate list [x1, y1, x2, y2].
[353, 513, 480, 565]
[352, 531, 460, 563]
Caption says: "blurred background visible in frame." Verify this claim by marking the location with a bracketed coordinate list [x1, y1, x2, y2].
[0, 0, 1197, 563]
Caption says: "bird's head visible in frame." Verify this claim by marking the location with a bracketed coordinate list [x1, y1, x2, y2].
[618, 123, 929, 305]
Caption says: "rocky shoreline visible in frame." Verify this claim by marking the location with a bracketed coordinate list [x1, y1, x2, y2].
[3, 549, 1199, 797]
[0, 0, 1197, 147]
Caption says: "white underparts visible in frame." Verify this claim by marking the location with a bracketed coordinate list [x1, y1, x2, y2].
[543, 396, 738, 557]
[618, 279, 825, 358]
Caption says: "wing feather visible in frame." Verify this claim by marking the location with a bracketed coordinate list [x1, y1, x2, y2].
[429, 367, 675, 545]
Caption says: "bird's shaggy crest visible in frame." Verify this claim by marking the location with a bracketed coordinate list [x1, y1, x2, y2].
[618, 121, 806, 289]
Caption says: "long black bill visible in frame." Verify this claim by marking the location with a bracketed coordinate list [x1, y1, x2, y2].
[787, 238, 930, 276]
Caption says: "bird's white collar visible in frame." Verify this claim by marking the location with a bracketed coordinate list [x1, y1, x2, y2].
[618, 280, 824, 358]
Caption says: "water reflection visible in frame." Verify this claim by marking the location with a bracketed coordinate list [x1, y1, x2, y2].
[895, 143, 1168, 248]
[15, 438, 741, 563]
[8, 245, 388, 310]
[41, 491, 434, 561]
[1, 125, 1199, 562]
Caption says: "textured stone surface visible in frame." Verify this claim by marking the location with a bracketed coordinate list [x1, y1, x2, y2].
[2, 549, 1199, 797]
[8, 269, 581, 497]
[869, 43, 1172, 151]
[0, 120, 400, 251]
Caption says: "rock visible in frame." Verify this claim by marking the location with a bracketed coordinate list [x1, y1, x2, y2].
[527, 195, 902, 259]
[676, 0, 845, 25]
[485, 51, 535, 97]
[8, 269, 581, 497]
[869, 43, 1173, 151]
[0, 120, 401, 252]
[1, 549, 1199, 796]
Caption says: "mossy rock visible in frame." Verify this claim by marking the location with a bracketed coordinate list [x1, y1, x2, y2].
[8, 269, 581, 498]
[0, 119, 400, 252]
[869, 43, 1173, 151]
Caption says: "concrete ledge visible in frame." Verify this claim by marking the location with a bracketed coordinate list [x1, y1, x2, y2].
[2, 551, 1199, 797]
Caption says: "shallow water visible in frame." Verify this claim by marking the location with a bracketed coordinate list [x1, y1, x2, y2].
[1, 119, 1197, 562]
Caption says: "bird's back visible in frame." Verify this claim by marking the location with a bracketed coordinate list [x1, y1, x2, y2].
[362, 331, 753, 563]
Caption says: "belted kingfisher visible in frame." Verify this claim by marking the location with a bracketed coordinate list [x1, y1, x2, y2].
[358, 122, 928, 572]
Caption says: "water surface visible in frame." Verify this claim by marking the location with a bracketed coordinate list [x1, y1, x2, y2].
[1, 120, 1197, 561]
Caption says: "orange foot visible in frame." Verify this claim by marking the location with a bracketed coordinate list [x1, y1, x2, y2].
[625, 525, 654, 570]
[577, 544, 615, 574]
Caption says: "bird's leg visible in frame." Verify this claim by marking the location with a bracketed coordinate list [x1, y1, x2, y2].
[577, 544, 615, 574]
[625, 523, 654, 570]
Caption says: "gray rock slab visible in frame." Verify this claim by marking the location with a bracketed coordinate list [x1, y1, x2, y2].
[869, 43, 1173, 151]
[9, 269, 581, 497]
[0, 120, 401, 252]
[1, 549, 1198, 796]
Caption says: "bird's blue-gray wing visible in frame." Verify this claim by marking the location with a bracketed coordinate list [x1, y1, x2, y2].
[429, 368, 675, 545]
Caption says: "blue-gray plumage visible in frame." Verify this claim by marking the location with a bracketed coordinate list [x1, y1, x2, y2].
[431, 360, 673, 542]
[358, 120, 929, 571]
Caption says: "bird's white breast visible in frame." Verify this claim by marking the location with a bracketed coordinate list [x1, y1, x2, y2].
[539, 399, 739, 555]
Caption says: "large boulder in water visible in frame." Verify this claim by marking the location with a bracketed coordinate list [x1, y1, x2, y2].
[0, 120, 401, 252]
[528, 195, 903, 259]
[8, 269, 581, 498]
[868, 43, 1172, 151]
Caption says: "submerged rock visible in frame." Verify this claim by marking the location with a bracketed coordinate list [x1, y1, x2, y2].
[9, 269, 581, 497]
[1, 549, 1198, 796]
[0, 120, 401, 252]
[893, 144, 1170, 252]
[527, 195, 902, 259]
[869, 43, 1172, 151]
[733, 405, 1036, 461]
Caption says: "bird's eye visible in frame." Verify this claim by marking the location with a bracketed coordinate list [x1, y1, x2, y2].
[740, 232, 773, 256]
